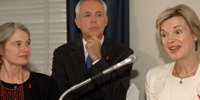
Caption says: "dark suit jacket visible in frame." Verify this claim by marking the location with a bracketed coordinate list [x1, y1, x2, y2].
[51, 37, 134, 100]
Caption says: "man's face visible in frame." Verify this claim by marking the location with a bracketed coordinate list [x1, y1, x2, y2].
[75, 0, 108, 42]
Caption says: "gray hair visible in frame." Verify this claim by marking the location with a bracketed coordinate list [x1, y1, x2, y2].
[0, 22, 30, 49]
[0, 22, 35, 71]
[156, 4, 200, 51]
[75, 0, 107, 18]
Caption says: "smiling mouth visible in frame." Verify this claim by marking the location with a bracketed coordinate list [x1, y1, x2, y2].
[168, 46, 181, 53]
[20, 55, 28, 58]
[170, 46, 177, 50]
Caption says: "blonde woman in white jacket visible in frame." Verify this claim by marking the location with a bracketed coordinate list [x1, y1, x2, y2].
[145, 4, 200, 100]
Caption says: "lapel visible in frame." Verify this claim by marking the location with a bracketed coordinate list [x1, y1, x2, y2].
[69, 39, 87, 82]
[101, 37, 114, 64]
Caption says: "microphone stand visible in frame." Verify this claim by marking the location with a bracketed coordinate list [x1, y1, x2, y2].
[59, 54, 137, 100]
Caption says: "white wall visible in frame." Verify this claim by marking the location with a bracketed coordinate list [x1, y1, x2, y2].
[129, 0, 200, 100]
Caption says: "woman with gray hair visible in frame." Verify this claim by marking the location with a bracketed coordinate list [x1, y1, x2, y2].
[0, 22, 59, 100]
[145, 4, 200, 100]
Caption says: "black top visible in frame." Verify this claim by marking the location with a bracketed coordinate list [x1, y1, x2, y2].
[0, 72, 59, 100]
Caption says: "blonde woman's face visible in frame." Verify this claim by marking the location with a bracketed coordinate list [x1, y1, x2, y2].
[160, 16, 197, 60]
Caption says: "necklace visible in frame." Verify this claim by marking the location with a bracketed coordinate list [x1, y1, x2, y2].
[0, 71, 25, 99]
[175, 65, 199, 84]
[14, 72, 24, 89]
[0, 71, 24, 88]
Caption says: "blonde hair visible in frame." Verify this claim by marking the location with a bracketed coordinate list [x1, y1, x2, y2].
[156, 4, 200, 51]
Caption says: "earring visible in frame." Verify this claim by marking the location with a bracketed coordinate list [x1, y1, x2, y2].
[195, 40, 198, 51]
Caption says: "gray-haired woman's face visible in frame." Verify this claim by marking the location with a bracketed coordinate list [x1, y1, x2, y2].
[2, 29, 31, 66]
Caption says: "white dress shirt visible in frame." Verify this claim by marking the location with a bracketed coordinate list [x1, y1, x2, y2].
[82, 36, 104, 64]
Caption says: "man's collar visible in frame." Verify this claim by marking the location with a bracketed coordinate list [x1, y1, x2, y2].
[82, 36, 104, 46]
[82, 36, 104, 55]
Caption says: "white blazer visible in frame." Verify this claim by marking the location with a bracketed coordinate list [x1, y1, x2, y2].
[145, 62, 200, 100]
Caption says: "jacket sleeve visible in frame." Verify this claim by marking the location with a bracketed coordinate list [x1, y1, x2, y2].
[84, 48, 133, 100]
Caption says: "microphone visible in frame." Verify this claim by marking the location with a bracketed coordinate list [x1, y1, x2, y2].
[59, 54, 137, 100]
[102, 54, 137, 75]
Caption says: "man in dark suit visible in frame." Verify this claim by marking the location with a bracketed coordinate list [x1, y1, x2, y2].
[51, 0, 134, 100]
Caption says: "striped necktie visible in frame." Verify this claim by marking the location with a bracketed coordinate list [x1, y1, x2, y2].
[86, 56, 92, 69]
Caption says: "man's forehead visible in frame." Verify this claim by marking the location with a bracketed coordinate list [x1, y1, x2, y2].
[80, 0, 104, 12]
